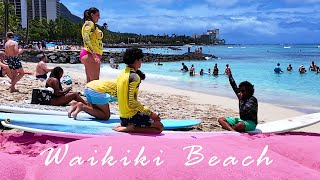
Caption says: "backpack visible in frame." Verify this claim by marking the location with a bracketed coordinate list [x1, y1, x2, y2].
[31, 87, 54, 105]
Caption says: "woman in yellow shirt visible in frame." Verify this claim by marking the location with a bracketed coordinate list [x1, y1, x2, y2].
[80, 7, 103, 83]
[68, 70, 146, 120]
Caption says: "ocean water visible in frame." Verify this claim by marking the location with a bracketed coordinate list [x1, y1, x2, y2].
[100, 45, 320, 108]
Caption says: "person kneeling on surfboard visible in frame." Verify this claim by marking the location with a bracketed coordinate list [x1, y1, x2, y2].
[68, 70, 146, 120]
[113, 48, 164, 133]
[218, 73, 258, 132]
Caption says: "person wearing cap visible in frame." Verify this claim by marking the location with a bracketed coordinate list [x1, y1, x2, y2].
[299, 65, 307, 74]
[4, 31, 24, 93]
[274, 63, 283, 73]
[35, 54, 52, 80]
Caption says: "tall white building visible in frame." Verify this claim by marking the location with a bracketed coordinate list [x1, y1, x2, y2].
[6, 0, 60, 28]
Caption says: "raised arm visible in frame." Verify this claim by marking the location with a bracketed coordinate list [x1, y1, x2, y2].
[229, 74, 239, 95]
[128, 73, 152, 116]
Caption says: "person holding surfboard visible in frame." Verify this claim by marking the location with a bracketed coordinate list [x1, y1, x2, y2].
[113, 48, 164, 133]
[218, 73, 258, 132]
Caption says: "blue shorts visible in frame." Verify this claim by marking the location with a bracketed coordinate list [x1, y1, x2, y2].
[84, 87, 117, 105]
[120, 112, 154, 127]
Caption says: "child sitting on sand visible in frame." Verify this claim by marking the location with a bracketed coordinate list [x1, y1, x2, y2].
[68, 70, 146, 120]
[218, 73, 258, 132]
[45, 67, 86, 106]
[113, 48, 163, 133]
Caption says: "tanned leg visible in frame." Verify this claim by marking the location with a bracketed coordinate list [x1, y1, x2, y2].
[218, 117, 236, 131]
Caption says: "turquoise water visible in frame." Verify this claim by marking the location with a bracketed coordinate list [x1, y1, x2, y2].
[101, 45, 320, 108]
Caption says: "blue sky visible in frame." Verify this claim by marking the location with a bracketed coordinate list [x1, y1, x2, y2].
[60, 0, 320, 44]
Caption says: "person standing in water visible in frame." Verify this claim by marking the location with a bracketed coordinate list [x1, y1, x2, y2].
[80, 7, 103, 83]
[4, 32, 24, 93]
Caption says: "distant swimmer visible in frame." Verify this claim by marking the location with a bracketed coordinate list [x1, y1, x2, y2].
[181, 63, 188, 72]
[224, 64, 231, 76]
[299, 64, 307, 74]
[199, 69, 204, 76]
[189, 64, 195, 76]
[287, 64, 293, 71]
[274, 63, 283, 73]
[157, 62, 163, 66]
[208, 68, 211, 74]
[309, 61, 317, 71]
[316, 67, 320, 74]
[213, 63, 219, 76]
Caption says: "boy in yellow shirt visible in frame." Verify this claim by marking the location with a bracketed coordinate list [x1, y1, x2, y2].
[113, 48, 163, 133]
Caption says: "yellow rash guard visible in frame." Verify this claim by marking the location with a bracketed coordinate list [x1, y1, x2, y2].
[85, 80, 117, 97]
[81, 20, 103, 55]
[117, 67, 151, 118]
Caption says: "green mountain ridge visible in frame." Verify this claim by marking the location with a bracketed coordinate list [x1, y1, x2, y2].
[59, 3, 82, 24]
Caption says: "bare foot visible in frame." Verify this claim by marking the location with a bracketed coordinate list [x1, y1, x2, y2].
[10, 88, 19, 93]
[72, 102, 84, 120]
[68, 102, 78, 118]
[113, 124, 134, 132]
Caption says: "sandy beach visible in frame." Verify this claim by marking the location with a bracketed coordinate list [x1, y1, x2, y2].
[1, 61, 319, 133]
[1, 62, 320, 179]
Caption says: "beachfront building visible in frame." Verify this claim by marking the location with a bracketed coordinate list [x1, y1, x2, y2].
[192, 29, 225, 45]
[5, 0, 60, 28]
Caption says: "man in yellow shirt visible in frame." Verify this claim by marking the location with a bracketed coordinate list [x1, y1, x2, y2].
[114, 48, 163, 133]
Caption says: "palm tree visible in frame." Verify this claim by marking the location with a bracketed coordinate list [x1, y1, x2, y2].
[26, 0, 32, 44]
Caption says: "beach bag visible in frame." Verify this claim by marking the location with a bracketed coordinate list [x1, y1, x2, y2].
[31, 88, 54, 105]
[61, 75, 72, 85]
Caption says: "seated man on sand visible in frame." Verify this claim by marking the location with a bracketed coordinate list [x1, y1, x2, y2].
[45, 67, 87, 106]
[36, 54, 52, 79]
[218, 73, 258, 132]
[68, 70, 146, 120]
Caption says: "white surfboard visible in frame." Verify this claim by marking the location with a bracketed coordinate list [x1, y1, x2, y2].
[0, 105, 93, 117]
[251, 112, 320, 133]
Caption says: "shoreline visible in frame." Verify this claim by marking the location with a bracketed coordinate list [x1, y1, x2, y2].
[0, 62, 319, 133]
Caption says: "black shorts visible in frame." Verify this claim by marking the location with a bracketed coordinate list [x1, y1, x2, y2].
[6, 56, 22, 70]
[120, 112, 154, 127]
[36, 74, 47, 79]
